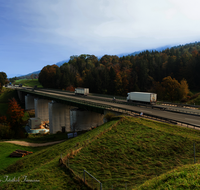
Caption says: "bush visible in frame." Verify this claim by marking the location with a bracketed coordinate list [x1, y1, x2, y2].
[190, 93, 200, 100]
[104, 112, 115, 122]
[0, 124, 14, 139]
[14, 127, 28, 139]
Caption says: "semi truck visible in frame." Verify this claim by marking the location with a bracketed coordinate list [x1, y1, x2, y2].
[127, 92, 157, 104]
[75, 88, 89, 95]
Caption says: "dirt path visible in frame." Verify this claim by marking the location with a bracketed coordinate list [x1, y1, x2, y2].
[3, 140, 66, 147]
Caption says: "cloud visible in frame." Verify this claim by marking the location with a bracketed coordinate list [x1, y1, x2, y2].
[1, 0, 200, 77]
[6, 0, 199, 48]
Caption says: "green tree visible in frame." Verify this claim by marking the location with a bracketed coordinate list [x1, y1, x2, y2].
[0, 74, 5, 92]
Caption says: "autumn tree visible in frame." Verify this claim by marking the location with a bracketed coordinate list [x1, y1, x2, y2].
[7, 98, 24, 134]
[38, 65, 59, 88]
[161, 76, 181, 101]
[179, 79, 189, 100]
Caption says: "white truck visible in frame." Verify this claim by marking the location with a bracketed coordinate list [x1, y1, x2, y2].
[75, 88, 89, 95]
[127, 92, 157, 104]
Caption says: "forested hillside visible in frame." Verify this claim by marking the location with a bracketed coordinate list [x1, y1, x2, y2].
[38, 42, 200, 101]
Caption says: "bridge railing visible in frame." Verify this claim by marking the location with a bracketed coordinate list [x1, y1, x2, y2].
[18, 88, 200, 129]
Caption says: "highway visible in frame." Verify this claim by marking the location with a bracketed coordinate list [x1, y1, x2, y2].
[20, 87, 200, 127]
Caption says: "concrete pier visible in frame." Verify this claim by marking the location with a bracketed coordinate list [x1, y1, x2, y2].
[25, 94, 35, 110]
[48, 101, 72, 134]
[34, 98, 50, 122]
[70, 108, 104, 131]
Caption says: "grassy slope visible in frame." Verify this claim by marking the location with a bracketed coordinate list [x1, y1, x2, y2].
[14, 79, 43, 88]
[0, 120, 118, 189]
[66, 117, 200, 189]
[1, 117, 200, 189]
[136, 164, 200, 190]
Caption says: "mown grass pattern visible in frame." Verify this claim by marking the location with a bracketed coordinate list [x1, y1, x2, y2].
[1, 117, 200, 189]
[67, 117, 200, 189]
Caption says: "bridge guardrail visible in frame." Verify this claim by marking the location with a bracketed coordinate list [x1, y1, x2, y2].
[36, 89, 200, 116]
[19, 88, 200, 129]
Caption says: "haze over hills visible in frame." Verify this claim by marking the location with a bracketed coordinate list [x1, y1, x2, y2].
[9, 44, 172, 79]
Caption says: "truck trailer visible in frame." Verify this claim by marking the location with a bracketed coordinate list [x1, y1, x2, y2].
[75, 88, 89, 96]
[127, 92, 157, 104]
[28, 118, 42, 129]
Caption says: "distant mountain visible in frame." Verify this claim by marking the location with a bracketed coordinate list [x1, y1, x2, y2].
[13, 59, 70, 79]
[54, 59, 70, 67]
[117, 45, 172, 57]
[8, 74, 23, 78]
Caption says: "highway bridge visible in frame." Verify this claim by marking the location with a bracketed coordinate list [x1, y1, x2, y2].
[15, 87, 200, 130]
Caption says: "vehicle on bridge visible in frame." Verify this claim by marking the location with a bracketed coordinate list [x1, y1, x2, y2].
[127, 92, 157, 104]
[75, 88, 89, 96]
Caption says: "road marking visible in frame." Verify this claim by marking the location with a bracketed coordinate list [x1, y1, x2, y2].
[140, 110, 152, 113]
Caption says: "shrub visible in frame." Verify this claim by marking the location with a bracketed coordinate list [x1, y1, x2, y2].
[0, 124, 14, 139]
[104, 112, 115, 122]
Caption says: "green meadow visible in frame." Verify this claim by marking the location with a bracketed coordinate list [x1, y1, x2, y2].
[0, 116, 200, 189]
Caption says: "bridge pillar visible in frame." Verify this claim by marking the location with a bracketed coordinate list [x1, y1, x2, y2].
[17, 90, 25, 103]
[25, 94, 35, 110]
[70, 108, 104, 131]
[34, 98, 50, 122]
[48, 101, 72, 134]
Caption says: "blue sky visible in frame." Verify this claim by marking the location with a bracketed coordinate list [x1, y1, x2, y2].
[1, 0, 200, 78]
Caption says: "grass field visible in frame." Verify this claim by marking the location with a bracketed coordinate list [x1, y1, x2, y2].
[1, 117, 200, 189]
[0, 142, 46, 171]
[14, 79, 43, 88]
[0, 120, 117, 189]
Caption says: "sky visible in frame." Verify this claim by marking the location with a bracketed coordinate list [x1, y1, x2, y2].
[1, 0, 200, 78]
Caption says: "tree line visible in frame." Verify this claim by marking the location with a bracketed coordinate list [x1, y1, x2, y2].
[38, 42, 200, 101]
[0, 72, 8, 92]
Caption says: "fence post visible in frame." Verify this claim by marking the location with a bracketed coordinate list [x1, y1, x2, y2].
[83, 170, 85, 183]
[100, 182, 102, 190]
[194, 142, 196, 164]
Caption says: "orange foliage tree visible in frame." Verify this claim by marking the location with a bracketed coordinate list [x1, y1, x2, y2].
[66, 85, 75, 92]
[0, 116, 7, 124]
[7, 98, 24, 132]
[179, 79, 189, 100]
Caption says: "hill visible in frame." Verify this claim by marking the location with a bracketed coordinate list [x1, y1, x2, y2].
[136, 163, 200, 190]
[1, 116, 200, 189]
[14, 79, 43, 88]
